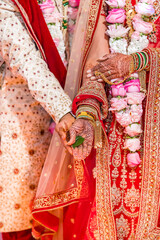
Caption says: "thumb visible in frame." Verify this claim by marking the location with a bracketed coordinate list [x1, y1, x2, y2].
[67, 128, 77, 145]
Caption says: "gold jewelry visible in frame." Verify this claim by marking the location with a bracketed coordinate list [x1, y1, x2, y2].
[95, 71, 130, 85]
[108, 70, 111, 75]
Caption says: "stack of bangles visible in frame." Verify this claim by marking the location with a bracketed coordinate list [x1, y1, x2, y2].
[131, 49, 150, 72]
[76, 111, 95, 122]
[76, 106, 98, 124]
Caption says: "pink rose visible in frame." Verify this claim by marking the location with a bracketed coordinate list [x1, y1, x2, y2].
[111, 83, 126, 97]
[126, 92, 146, 105]
[129, 104, 143, 123]
[124, 79, 140, 93]
[106, 0, 126, 8]
[109, 97, 127, 111]
[39, 0, 55, 14]
[115, 111, 132, 127]
[49, 122, 56, 134]
[106, 9, 126, 24]
[68, 7, 78, 20]
[124, 123, 142, 137]
[131, 31, 141, 40]
[132, 15, 153, 34]
[127, 152, 141, 167]
[124, 138, 141, 152]
[69, 0, 80, 7]
[135, 2, 155, 16]
[106, 24, 130, 38]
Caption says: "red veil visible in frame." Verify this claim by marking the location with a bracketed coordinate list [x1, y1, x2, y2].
[11, 0, 66, 88]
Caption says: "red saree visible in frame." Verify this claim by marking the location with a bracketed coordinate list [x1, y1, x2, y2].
[32, 0, 160, 239]
[11, 0, 66, 88]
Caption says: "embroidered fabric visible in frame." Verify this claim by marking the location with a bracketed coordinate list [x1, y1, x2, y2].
[0, 0, 71, 232]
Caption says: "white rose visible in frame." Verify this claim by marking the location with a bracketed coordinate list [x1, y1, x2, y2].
[110, 38, 127, 54]
[105, 0, 126, 8]
[106, 24, 130, 38]
[124, 138, 141, 152]
[135, 2, 155, 16]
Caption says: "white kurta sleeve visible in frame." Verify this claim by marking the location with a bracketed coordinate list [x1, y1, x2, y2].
[0, 7, 72, 123]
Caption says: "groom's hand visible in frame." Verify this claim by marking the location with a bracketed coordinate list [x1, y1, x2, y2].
[56, 113, 75, 152]
[67, 119, 94, 160]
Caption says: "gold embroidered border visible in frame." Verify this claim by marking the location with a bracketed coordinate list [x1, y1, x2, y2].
[135, 48, 160, 239]
[33, 159, 88, 211]
[78, 0, 103, 89]
[96, 136, 117, 240]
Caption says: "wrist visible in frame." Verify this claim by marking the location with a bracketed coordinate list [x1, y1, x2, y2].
[76, 105, 98, 122]
[130, 50, 150, 72]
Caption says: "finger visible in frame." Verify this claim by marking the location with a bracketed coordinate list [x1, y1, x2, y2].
[86, 69, 92, 74]
[82, 142, 88, 159]
[90, 76, 96, 81]
[76, 145, 83, 160]
[105, 70, 117, 78]
[97, 79, 104, 83]
[86, 73, 94, 78]
[73, 147, 79, 159]
[67, 128, 77, 145]
[66, 145, 73, 155]
[92, 64, 114, 74]
[107, 73, 119, 81]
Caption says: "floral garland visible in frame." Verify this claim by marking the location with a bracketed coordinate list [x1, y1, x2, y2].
[68, 0, 80, 47]
[105, 0, 155, 167]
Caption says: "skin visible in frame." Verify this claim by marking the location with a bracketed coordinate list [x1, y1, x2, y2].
[57, 53, 132, 160]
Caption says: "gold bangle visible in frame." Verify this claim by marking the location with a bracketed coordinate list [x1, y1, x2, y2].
[95, 71, 130, 85]
[77, 111, 95, 121]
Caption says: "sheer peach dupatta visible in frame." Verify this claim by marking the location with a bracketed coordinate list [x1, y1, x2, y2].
[32, 0, 103, 238]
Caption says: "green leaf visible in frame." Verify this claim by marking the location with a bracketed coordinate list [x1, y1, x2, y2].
[72, 136, 85, 149]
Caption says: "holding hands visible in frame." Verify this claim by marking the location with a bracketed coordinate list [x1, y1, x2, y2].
[56, 113, 94, 160]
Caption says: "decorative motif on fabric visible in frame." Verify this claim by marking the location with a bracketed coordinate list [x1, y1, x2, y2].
[33, 159, 88, 210]
[124, 185, 140, 213]
[135, 48, 160, 239]
[96, 137, 117, 240]
[111, 182, 122, 207]
[116, 214, 130, 239]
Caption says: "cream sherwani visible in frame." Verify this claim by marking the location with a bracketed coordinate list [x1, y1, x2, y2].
[0, 0, 71, 232]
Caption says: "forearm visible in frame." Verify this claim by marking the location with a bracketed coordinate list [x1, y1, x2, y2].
[0, 8, 71, 123]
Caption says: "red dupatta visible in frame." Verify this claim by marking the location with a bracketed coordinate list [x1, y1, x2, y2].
[11, 0, 66, 88]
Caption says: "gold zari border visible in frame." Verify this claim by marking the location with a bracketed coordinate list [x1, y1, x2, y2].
[135, 48, 160, 239]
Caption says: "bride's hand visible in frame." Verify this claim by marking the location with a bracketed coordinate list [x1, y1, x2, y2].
[87, 53, 132, 81]
[67, 119, 94, 160]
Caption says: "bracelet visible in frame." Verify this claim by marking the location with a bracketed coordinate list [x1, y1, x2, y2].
[129, 56, 135, 74]
[76, 105, 98, 121]
[131, 50, 150, 72]
[77, 111, 95, 121]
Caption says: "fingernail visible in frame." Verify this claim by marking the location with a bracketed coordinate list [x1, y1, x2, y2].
[90, 76, 96, 80]
[87, 69, 91, 73]
[97, 79, 103, 82]
[87, 73, 92, 78]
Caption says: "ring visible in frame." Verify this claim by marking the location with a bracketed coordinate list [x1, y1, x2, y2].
[108, 70, 111, 75]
